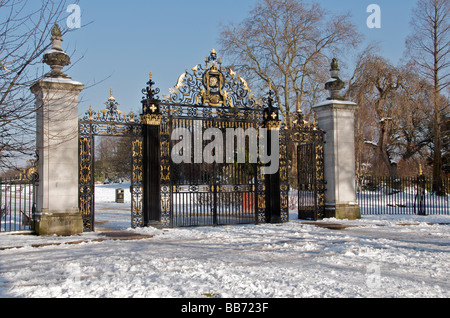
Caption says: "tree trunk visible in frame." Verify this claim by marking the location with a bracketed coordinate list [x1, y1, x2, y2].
[432, 6, 444, 195]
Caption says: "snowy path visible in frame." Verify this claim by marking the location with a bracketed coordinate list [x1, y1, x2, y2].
[0, 183, 449, 298]
[0, 217, 449, 298]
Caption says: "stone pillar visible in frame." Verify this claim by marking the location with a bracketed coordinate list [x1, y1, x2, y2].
[30, 24, 84, 236]
[312, 58, 361, 220]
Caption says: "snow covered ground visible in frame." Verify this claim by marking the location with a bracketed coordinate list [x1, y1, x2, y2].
[0, 183, 449, 299]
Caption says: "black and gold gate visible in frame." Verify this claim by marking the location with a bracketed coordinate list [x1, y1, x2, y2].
[281, 113, 326, 221]
[78, 50, 325, 231]
[79, 91, 143, 232]
[141, 50, 282, 228]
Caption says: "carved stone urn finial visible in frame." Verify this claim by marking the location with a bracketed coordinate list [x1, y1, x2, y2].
[325, 58, 345, 100]
[43, 24, 71, 78]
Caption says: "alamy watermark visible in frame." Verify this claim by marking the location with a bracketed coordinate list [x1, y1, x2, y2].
[65, 263, 82, 290]
[171, 121, 280, 175]
[67, 4, 81, 29]
[367, 4, 381, 29]
[366, 263, 382, 290]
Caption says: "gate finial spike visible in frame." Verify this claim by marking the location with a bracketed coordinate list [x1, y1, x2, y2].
[109, 88, 115, 101]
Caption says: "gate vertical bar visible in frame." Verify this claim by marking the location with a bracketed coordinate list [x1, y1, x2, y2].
[213, 161, 218, 226]
[141, 73, 162, 227]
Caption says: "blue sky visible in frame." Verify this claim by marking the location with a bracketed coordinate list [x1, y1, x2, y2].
[58, 0, 419, 116]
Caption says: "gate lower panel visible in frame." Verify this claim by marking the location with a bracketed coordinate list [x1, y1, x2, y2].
[164, 116, 263, 227]
[171, 184, 257, 227]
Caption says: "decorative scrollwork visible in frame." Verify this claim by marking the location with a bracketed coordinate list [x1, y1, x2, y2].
[11, 152, 39, 184]
[167, 49, 262, 109]
[142, 72, 160, 101]
[131, 139, 144, 228]
[81, 89, 140, 125]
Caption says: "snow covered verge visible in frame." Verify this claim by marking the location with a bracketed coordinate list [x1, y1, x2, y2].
[0, 184, 448, 299]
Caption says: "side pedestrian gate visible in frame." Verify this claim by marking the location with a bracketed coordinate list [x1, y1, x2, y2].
[281, 113, 326, 221]
[78, 91, 144, 232]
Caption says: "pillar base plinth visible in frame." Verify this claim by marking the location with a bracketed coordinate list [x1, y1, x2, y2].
[324, 203, 361, 220]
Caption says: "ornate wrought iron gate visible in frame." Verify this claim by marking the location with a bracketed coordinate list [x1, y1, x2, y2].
[142, 50, 275, 228]
[282, 113, 326, 221]
[78, 91, 143, 232]
[78, 50, 325, 231]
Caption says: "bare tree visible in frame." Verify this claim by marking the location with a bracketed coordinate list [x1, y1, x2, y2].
[0, 0, 74, 172]
[95, 136, 132, 182]
[349, 54, 403, 178]
[348, 50, 431, 179]
[406, 0, 450, 194]
[218, 0, 360, 127]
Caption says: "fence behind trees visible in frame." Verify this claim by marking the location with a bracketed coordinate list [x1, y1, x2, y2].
[357, 175, 450, 215]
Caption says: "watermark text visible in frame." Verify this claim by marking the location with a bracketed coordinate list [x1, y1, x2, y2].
[367, 4, 381, 29]
[171, 122, 280, 175]
[67, 4, 81, 29]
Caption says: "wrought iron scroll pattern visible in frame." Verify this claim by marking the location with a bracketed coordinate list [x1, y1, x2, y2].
[160, 117, 172, 227]
[79, 136, 93, 231]
[131, 139, 144, 228]
[167, 51, 262, 110]
[279, 135, 289, 222]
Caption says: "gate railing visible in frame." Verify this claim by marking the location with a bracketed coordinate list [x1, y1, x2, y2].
[357, 175, 450, 215]
[0, 167, 38, 233]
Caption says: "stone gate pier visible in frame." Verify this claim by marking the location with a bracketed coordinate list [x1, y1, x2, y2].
[30, 25, 84, 236]
[313, 59, 361, 220]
